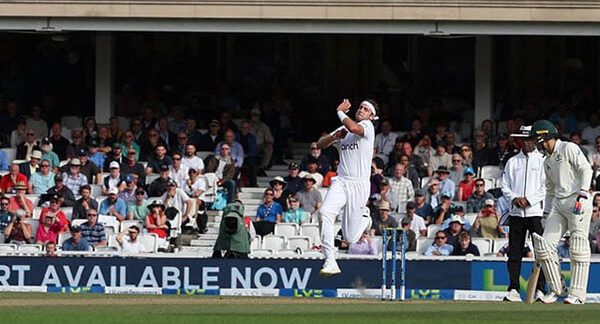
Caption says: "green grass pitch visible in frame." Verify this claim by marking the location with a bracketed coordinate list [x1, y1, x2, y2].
[0, 293, 594, 323]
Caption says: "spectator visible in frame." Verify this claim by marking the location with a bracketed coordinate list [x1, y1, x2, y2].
[16, 129, 40, 160]
[388, 163, 414, 213]
[490, 132, 518, 167]
[10, 120, 26, 148]
[558, 235, 570, 258]
[7, 182, 33, 217]
[140, 129, 165, 162]
[405, 201, 427, 238]
[444, 132, 461, 155]
[322, 159, 339, 188]
[441, 206, 472, 231]
[496, 241, 533, 257]
[121, 130, 141, 160]
[0, 196, 13, 237]
[460, 144, 474, 168]
[466, 178, 495, 213]
[582, 113, 600, 145]
[249, 108, 275, 177]
[35, 212, 62, 244]
[174, 131, 189, 156]
[19, 149, 42, 180]
[403, 117, 425, 148]
[589, 136, 600, 190]
[0, 150, 9, 172]
[254, 188, 283, 236]
[1, 163, 28, 194]
[72, 185, 98, 220]
[49, 123, 69, 161]
[130, 118, 146, 143]
[414, 135, 434, 175]
[457, 167, 476, 201]
[298, 158, 324, 188]
[157, 117, 177, 151]
[45, 174, 76, 207]
[397, 154, 419, 189]
[443, 215, 467, 247]
[79, 208, 107, 247]
[370, 157, 385, 196]
[82, 117, 98, 142]
[448, 154, 465, 186]
[168, 152, 189, 188]
[62, 226, 91, 251]
[145, 200, 169, 239]
[197, 119, 223, 152]
[45, 241, 57, 257]
[39, 195, 69, 232]
[451, 231, 480, 256]
[348, 230, 377, 255]
[204, 143, 237, 203]
[148, 165, 172, 197]
[400, 141, 428, 178]
[374, 119, 397, 163]
[161, 179, 192, 226]
[72, 149, 101, 185]
[3, 210, 32, 244]
[182, 168, 206, 232]
[471, 199, 506, 239]
[283, 194, 308, 225]
[181, 144, 205, 174]
[97, 126, 114, 154]
[372, 200, 398, 236]
[398, 217, 418, 251]
[121, 148, 146, 186]
[87, 138, 106, 170]
[414, 189, 434, 224]
[102, 161, 126, 195]
[62, 158, 88, 197]
[117, 225, 146, 253]
[425, 178, 442, 209]
[283, 162, 302, 195]
[38, 137, 60, 172]
[433, 192, 461, 225]
[215, 130, 244, 169]
[25, 106, 47, 143]
[300, 142, 330, 176]
[99, 187, 127, 221]
[0, 101, 21, 141]
[238, 120, 259, 185]
[270, 176, 290, 211]
[127, 188, 150, 221]
[472, 128, 493, 171]
[146, 144, 173, 174]
[386, 137, 405, 173]
[109, 117, 124, 142]
[65, 129, 86, 159]
[430, 141, 452, 172]
[296, 174, 322, 217]
[434, 166, 456, 200]
[183, 117, 202, 149]
[424, 230, 454, 256]
[103, 142, 125, 172]
[119, 174, 141, 205]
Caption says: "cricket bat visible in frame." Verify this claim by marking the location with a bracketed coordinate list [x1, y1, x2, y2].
[525, 262, 541, 303]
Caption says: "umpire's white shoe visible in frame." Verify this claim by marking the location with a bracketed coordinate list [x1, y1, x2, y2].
[539, 292, 558, 304]
[564, 295, 585, 305]
[319, 258, 341, 277]
[363, 208, 372, 232]
[503, 289, 522, 302]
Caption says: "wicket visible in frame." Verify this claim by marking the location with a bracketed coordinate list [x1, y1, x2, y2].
[381, 227, 407, 301]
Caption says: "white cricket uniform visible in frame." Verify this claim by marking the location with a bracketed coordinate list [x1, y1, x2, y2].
[320, 120, 374, 259]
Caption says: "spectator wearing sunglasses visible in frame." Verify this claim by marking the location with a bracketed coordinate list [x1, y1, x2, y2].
[424, 230, 454, 256]
[466, 178, 495, 213]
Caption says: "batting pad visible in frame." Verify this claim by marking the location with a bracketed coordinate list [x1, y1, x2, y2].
[569, 232, 590, 299]
[532, 233, 564, 295]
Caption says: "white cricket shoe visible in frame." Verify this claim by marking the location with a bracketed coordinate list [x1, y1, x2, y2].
[539, 292, 558, 304]
[535, 290, 545, 302]
[363, 208, 372, 232]
[319, 258, 341, 277]
[503, 289, 522, 302]
[563, 295, 585, 305]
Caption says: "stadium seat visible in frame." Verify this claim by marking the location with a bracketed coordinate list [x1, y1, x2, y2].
[420, 176, 431, 189]
[58, 232, 72, 246]
[91, 184, 103, 198]
[274, 223, 299, 237]
[250, 249, 275, 257]
[287, 236, 311, 251]
[480, 165, 503, 180]
[61, 207, 74, 221]
[25, 194, 40, 207]
[107, 233, 119, 249]
[24, 219, 39, 237]
[492, 238, 509, 254]
[120, 220, 144, 233]
[426, 224, 442, 238]
[104, 225, 118, 237]
[32, 207, 43, 220]
[71, 219, 86, 227]
[465, 213, 478, 225]
[301, 250, 324, 258]
[299, 224, 320, 246]
[372, 235, 383, 255]
[261, 235, 286, 251]
[471, 238, 492, 254]
[0, 148, 16, 164]
[0, 244, 18, 253]
[18, 244, 43, 253]
[416, 237, 434, 255]
[59, 160, 69, 168]
[146, 173, 160, 185]
[250, 236, 261, 251]
[278, 249, 301, 257]
[453, 201, 466, 211]
[138, 233, 158, 253]
[196, 151, 213, 160]
[483, 178, 495, 191]
[98, 215, 120, 231]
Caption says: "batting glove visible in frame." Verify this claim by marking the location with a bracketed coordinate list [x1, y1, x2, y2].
[573, 191, 590, 215]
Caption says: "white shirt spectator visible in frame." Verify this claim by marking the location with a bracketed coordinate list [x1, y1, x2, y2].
[161, 188, 191, 215]
[169, 164, 190, 188]
[409, 215, 427, 238]
[182, 156, 205, 173]
[374, 132, 397, 157]
[121, 238, 146, 253]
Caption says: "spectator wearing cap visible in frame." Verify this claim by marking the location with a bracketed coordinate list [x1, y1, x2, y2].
[283, 194, 308, 225]
[1, 163, 28, 194]
[120, 174, 141, 204]
[45, 174, 76, 207]
[121, 130, 141, 160]
[373, 200, 398, 236]
[322, 159, 339, 188]
[181, 144, 205, 174]
[87, 138, 106, 170]
[104, 161, 126, 194]
[39, 136, 60, 172]
[388, 163, 414, 213]
[72, 184, 98, 220]
[197, 119, 223, 152]
[161, 178, 192, 225]
[430, 141, 452, 173]
[237, 120, 259, 186]
[405, 201, 427, 238]
[471, 199, 506, 239]
[434, 166, 456, 200]
[374, 119, 397, 164]
[145, 200, 169, 239]
[62, 226, 91, 251]
[284, 162, 302, 195]
[127, 188, 149, 221]
[441, 205, 472, 231]
[296, 174, 322, 217]
[69, 148, 101, 185]
[298, 158, 324, 188]
[36, 210, 62, 244]
[79, 208, 107, 247]
[399, 217, 417, 251]
[39, 195, 69, 232]
[457, 167, 476, 201]
[19, 149, 42, 180]
[451, 231, 480, 256]
[433, 191, 462, 225]
[99, 187, 127, 221]
[16, 128, 41, 160]
[425, 178, 442, 209]
[371, 178, 393, 206]
[148, 164, 172, 197]
[121, 148, 146, 186]
[270, 176, 291, 211]
[49, 122, 70, 161]
[466, 178, 495, 213]
[300, 142, 330, 176]
[3, 210, 32, 245]
[448, 154, 465, 186]
[169, 152, 190, 188]
[146, 144, 173, 175]
[414, 189, 434, 223]
[442, 215, 467, 248]
[7, 182, 33, 217]
[490, 132, 518, 167]
[204, 143, 237, 203]
[215, 129, 244, 169]
[62, 158, 88, 197]
[103, 142, 125, 172]
[65, 129, 86, 159]
[26, 106, 48, 143]
[254, 188, 283, 236]
[117, 225, 146, 253]
[249, 108, 275, 176]
[348, 230, 378, 255]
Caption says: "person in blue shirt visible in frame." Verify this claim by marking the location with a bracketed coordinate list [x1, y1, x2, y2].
[87, 138, 106, 169]
[62, 226, 91, 251]
[99, 187, 127, 221]
[424, 230, 454, 256]
[0, 150, 9, 171]
[254, 188, 283, 236]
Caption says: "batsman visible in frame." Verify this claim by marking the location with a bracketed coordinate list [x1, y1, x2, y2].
[530, 120, 594, 305]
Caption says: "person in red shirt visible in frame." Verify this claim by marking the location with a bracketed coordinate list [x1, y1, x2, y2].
[457, 167, 476, 201]
[145, 200, 169, 239]
[0, 163, 28, 194]
[35, 213, 62, 244]
[322, 159, 339, 188]
[39, 195, 70, 232]
[7, 182, 33, 217]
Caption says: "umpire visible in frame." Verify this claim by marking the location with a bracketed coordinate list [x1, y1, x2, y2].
[501, 125, 546, 302]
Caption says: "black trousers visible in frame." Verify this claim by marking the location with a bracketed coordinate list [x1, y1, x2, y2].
[507, 216, 546, 291]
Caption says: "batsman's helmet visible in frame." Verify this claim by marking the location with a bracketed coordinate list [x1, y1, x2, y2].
[530, 120, 558, 143]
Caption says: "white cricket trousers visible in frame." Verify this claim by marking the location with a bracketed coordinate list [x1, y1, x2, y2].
[320, 177, 370, 259]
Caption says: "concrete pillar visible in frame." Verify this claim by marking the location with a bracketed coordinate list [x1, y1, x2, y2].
[474, 36, 493, 127]
[95, 33, 114, 123]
